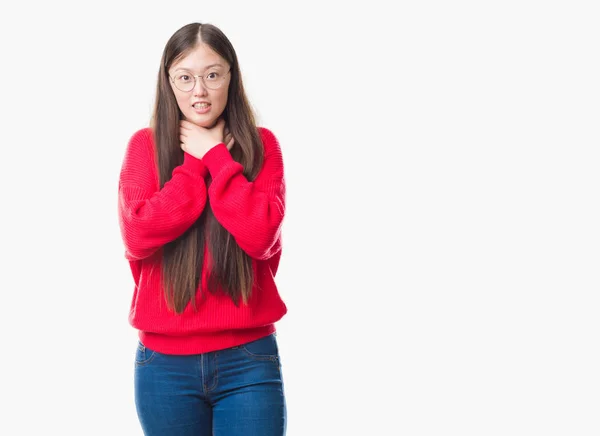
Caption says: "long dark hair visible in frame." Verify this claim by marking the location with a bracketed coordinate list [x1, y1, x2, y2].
[150, 23, 264, 313]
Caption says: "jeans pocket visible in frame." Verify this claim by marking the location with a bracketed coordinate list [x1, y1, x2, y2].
[238, 334, 280, 363]
[135, 341, 157, 367]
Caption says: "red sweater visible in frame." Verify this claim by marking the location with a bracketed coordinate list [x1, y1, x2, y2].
[118, 126, 287, 355]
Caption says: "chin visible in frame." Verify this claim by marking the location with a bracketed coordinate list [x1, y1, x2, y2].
[185, 112, 220, 129]
[185, 115, 210, 127]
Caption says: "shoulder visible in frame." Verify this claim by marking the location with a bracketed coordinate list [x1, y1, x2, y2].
[124, 127, 155, 157]
[121, 127, 155, 171]
[257, 126, 281, 155]
[128, 127, 153, 147]
[258, 126, 276, 141]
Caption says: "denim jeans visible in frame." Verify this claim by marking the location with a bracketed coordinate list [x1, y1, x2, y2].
[134, 333, 286, 435]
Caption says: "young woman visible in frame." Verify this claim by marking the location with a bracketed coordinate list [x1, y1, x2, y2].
[117, 22, 287, 435]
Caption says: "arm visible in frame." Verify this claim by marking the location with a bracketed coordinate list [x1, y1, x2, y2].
[202, 127, 286, 260]
[118, 128, 209, 261]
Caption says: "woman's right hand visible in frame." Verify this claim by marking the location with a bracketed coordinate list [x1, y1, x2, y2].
[180, 118, 235, 160]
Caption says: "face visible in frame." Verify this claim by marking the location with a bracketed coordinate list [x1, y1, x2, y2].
[168, 43, 231, 128]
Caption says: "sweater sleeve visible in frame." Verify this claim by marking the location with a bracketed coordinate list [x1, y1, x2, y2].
[201, 127, 286, 260]
[118, 128, 209, 261]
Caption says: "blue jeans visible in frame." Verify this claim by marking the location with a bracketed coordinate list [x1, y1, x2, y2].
[134, 333, 286, 435]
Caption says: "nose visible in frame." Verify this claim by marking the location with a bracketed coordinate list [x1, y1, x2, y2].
[193, 76, 208, 95]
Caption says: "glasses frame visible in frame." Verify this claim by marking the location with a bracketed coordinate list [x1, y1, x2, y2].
[169, 69, 231, 92]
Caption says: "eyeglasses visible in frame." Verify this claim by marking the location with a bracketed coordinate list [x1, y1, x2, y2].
[169, 69, 230, 92]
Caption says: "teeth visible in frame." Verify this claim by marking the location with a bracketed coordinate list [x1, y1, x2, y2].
[193, 103, 210, 108]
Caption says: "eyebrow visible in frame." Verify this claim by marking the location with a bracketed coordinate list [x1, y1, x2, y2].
[174, 63, 225, 72]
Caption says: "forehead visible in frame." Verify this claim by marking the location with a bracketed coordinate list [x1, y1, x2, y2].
[171, 43, 228, 72]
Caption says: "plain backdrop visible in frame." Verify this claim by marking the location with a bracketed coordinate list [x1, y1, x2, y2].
[0, 1, 599, 435]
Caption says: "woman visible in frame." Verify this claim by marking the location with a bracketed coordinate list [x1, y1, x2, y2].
[117, 22, 287, 435]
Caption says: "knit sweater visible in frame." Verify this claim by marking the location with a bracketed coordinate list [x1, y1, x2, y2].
[118, 126, 287, 355]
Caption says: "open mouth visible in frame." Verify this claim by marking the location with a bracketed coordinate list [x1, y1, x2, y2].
[193, 102, 211, 109]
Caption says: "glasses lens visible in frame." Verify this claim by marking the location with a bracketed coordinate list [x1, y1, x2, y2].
[174, 72, 194, 92]
[204, 71, 226, 90]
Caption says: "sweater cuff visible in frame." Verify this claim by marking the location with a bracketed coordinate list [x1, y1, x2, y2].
[183, 151, 209, 178]
[202, 143, 234, 176]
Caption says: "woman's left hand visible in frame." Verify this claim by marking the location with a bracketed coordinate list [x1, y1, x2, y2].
[223, 126, 235, 151]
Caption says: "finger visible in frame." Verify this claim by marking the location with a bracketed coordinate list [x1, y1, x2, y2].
[180, 142, 186, 152]
[179, 120, 191, 130]
[226, 137, 235, 151]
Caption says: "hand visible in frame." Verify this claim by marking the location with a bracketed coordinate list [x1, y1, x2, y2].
[180, 119, 235, 159]
[223, 126, 235, 152]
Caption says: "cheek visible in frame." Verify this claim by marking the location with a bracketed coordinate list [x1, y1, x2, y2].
[213, 92, 229, 112]
[175, 94, 188, 112]
[169, 87, 187, 112]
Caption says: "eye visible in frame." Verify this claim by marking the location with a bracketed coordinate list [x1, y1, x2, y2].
[206, 72, 220, 80]
[177, 74, 192, 82]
